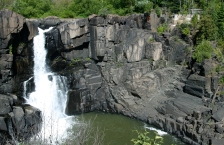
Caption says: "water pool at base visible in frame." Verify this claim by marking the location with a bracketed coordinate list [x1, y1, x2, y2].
[73, 112, 186, 145]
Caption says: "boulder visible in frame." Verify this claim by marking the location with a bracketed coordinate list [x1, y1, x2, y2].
[212, 107, 224, 122]
[0, 94, 13, 115]
[12, 106, 25, 135]
[0, 94, 42, 144]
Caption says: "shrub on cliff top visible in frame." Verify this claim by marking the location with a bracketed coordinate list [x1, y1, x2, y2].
[192, 40, 213, 63]
[157, 24, 167, 34]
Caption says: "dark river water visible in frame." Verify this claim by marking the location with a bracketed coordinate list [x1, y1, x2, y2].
[73, 112, 186, 145]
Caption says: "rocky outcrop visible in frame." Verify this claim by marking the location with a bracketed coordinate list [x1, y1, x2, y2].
[42, 13, 223, 145]
[0, 9, 38, 49]
[0, 9, 37, 96]
[0, 9, 25, 50]
[0, 94, 42, 144]
[1, 9, 224, 145]
[0, 10, 41, 144]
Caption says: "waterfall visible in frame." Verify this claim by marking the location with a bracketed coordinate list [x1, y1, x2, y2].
[23, 28, 73, 144]
[23, 76, 33, 98]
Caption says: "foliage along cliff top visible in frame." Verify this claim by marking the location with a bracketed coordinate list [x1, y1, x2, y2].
[0, 0, 222, 18]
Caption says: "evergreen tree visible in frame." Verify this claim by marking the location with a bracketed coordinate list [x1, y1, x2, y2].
[218, 3, 224, 39]
[196, 14, 217, 43]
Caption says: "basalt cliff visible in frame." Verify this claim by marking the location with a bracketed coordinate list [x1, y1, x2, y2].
[0, 9, 224, 145]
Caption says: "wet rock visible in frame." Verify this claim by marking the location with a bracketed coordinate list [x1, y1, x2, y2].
[48, 75, 53, 81]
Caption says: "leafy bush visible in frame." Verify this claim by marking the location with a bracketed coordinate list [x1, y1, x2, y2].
[191, 14, 198, 29]
[192, 40, 214, 63]
[178, 23, 191, 36]
[135, 0, 153, 13]
[0, 0, 14, 10]
[155, 6, 161, 17]
[214, 48, 223, 62]
[131, 130, 163, 145]
[143, 2, 153, 13]
[12, 0, 52, 18]
[215, 64, 224, 73]
[196, 14, 218, 43]
[182, 27, 190, 36]
[157, 24, 167, 34]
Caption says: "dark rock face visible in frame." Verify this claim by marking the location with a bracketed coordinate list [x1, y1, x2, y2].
[40, 13, 222, 145]
[0, 9, 37, 97]
[1, 9, 224, 145]
[0, 10, 25, 49]
[0, 10, 41, 144]
[0, 94, 42, 144]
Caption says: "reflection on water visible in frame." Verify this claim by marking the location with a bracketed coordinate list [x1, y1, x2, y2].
[74, 112, 186, 145]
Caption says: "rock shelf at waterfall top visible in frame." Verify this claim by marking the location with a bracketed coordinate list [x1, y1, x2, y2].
[1, 9, 224, 145]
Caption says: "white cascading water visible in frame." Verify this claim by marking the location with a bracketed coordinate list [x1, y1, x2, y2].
[23, 27, 73, 144]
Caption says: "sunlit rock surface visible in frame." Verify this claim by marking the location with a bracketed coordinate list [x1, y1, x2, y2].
[0, 9, 223, 145]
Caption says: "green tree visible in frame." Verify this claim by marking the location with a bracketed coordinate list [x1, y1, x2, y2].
[191, 14, 198, 29]
[195, 14, 217, 43]
[192, 39, 214, 63]
[135, 0, 153, 13]
[217, 3, 224, 39]
[0, 0, 14, 10]
[12, 0, 52, 18]
[155, 5, 161, 16]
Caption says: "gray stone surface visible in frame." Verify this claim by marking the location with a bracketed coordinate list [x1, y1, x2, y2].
[212, 107, 224, 122]
[1, 9, 223, 145]
[145, 42, 163, 61]
[0, 9, 25, 49]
